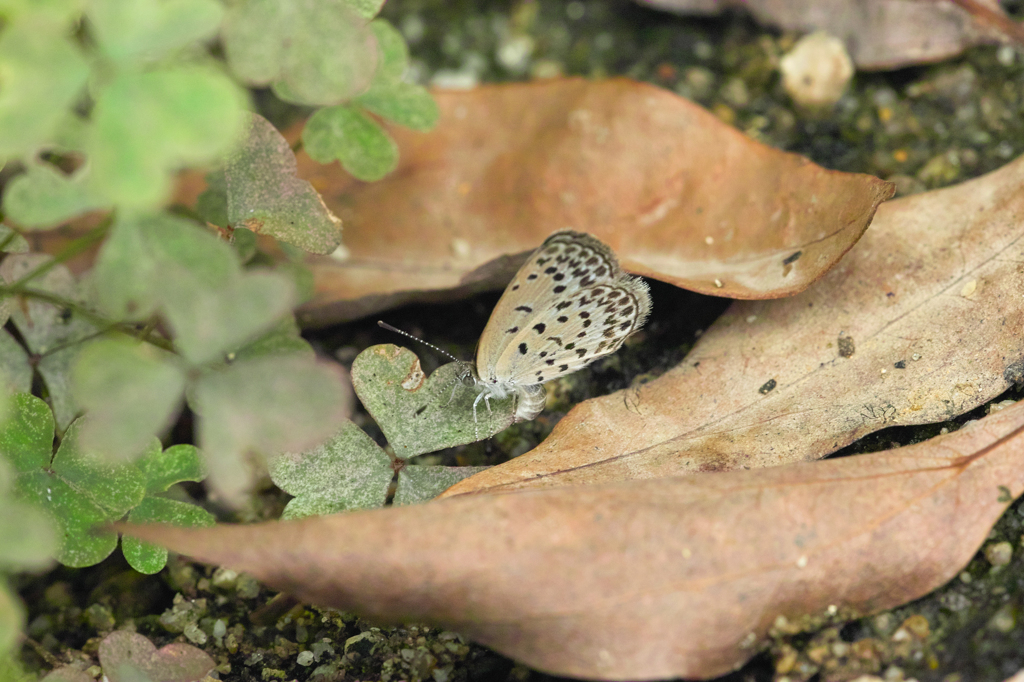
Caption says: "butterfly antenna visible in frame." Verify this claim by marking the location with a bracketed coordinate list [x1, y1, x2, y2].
[378, 321, 463, 363]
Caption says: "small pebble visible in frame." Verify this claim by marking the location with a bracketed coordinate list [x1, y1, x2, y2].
[184, 622, 208, 645]
[989, 604, 1016, 632]
[213, 619, 227, 638]
[988, 399, 1017, 414]
[883, 666, 906, 682]
[236, 574, 260, 599]
[997, 45, 1016, 66]
[720, 77, 750, 108]
[779, 31, 854, 108]
[430, 69, 479, 90]
[496, 34, 535, 73]
[984, 540, 1013, 567]
[211, 567, 239, 590]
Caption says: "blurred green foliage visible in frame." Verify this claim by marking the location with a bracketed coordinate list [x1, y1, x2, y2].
[0, 0, 438, 661]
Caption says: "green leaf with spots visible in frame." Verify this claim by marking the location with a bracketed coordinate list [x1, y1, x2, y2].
[86, 0, 223, 65]
[121, 444, 212, 574]
[219, 0, 284, 84]
[50, 111, 89, 155]
[231, 228, 258, 264]
[33, 423, 146, 567]
[0, 229, 26, 341]
[353, 19, 439, 134]
[133, 213, 237, 289]
[0, 0, 82, 23]
[136, 444, 205, 494]
[228, 315, 313, 363]
[0, 581, 23, 657]
[0, 330, 32, 396]
[189, 355, 351, 504]
[50, 419, 147, 515]
[222, 0, 378, 106]
[0, 497, 57, 570]
[3, 163, 104, 230]
[269, 421, 392, 519]
[0, 394, 53, 472]
[122, 496, 215, 574]
[225, 114, 343, 254]
[393, 464, 490, 506]
[351, 345, 516, 458]
[0, 225, 30, 254]
[303, 105, 398, 181]
[91, 212, 238, 321]
[2, 255, 98, 431]
[0, 16, 88, 160]
[88, 216, 159, 321]
[274, 260, 315, 304]
[195, 170, 228, 229]
[72, 337, 186, 461]
[356, 82, 439, 132]
[0, 458, 57, 571]
[91, 211, 296, 366]
[163, 270, 297, 366]
[368, 19, 407, 84]
[86, 66, 248, 207]
[341, 0, 384, 19]
[0, 397, 146, 567]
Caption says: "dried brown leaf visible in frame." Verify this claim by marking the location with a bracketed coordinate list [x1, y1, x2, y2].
[294, 78, 892, 326]
[444, 152, 1024, 496]
[121, 401, 1024, 680]
[637, 0, 1016, 70]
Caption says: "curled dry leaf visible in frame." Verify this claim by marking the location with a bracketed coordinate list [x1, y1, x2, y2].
[121, 400, 1024, 680]
[637, 0, 1018, 70]
[294, 77, 893, 326]
[444, 152, 1024, 496]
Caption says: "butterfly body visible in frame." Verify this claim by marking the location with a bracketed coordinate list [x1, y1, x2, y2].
[469, 230, 651, 422]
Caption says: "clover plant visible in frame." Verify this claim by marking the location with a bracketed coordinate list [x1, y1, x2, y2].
[0, 0, 438, 660]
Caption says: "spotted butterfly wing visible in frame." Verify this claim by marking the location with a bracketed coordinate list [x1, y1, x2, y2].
[474, 231, 650, 411]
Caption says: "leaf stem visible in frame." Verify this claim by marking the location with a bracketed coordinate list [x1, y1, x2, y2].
[0, 287, 175, 353]
[0, 227, 21, 252]
[4, 218, 111, 294]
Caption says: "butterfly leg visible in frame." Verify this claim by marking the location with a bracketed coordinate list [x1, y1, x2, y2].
[447, 378, 461, 406]
[471, 390, 486, 441]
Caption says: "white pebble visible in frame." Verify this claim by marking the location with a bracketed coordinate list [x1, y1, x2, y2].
[997, 45, 1016, 66]
[497, 34, 535, 73]
[779, 32, 854, 108]
[430, 69, 479, 90]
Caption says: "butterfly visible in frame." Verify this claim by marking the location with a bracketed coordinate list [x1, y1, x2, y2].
[462, 230, 651, 422]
